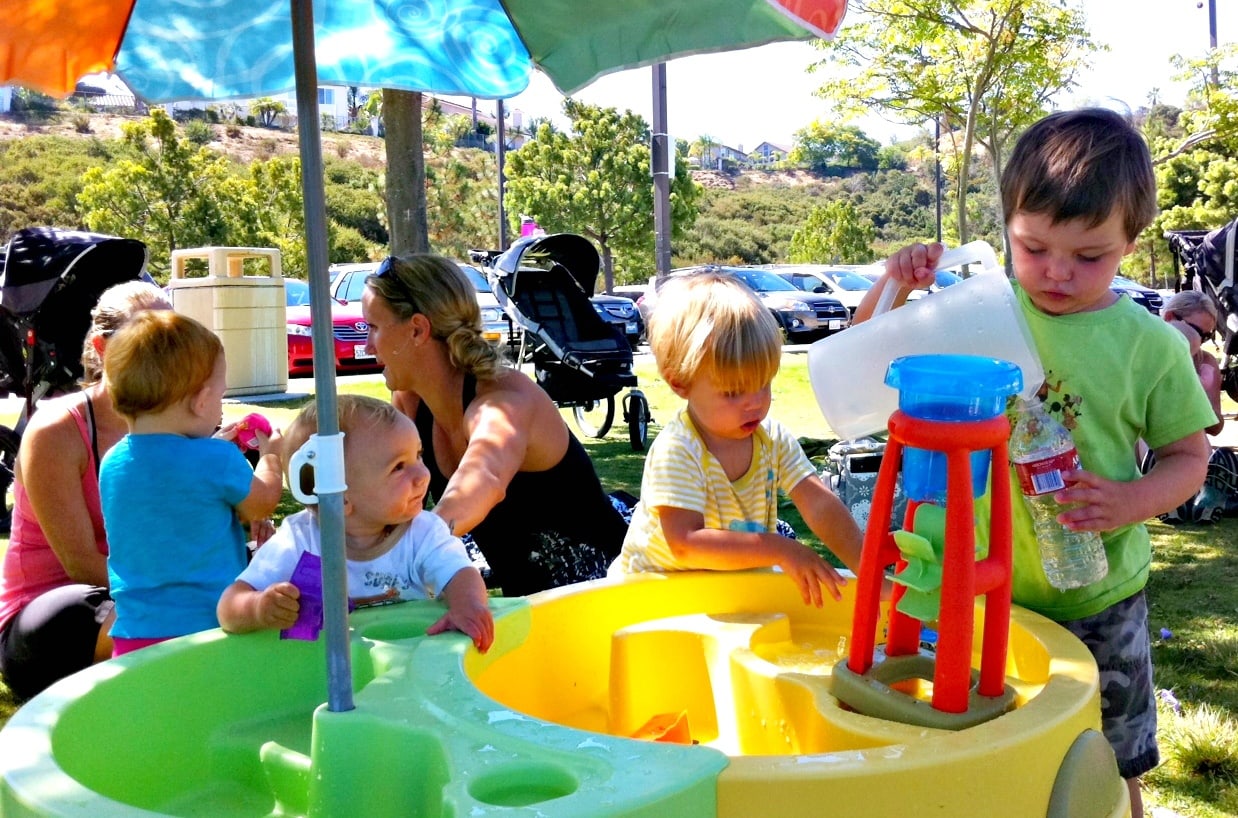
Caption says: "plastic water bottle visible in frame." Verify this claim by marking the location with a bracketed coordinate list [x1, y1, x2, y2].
[1008, 397, 1108, 590]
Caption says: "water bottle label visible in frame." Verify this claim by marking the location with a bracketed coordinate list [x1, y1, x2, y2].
[1014, 449, 1080, 496]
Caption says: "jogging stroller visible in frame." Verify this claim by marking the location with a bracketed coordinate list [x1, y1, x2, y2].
[490, 233, 651, 451]
[1165, 219, 1238, 402]
[0, 227, 152, 531]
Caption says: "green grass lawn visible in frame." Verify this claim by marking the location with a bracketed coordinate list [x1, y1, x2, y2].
[2, 353, 1236, 815]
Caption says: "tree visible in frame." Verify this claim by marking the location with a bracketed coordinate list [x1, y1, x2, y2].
[383, 89, 430, 255]
[790, 122, 881, 175]
[250, 97, 287, 128]
[788, 200, 876, 264]
[811, 0, 1095, 243]
[77, 108, 252, 276]
[504, 100, 701, 288]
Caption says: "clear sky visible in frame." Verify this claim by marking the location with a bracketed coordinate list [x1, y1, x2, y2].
[466, 0, 1227, 151]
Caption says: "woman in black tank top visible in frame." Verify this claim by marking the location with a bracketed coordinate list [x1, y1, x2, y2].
[362, 255, 626, 596]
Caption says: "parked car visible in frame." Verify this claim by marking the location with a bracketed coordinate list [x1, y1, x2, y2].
[612, 283, 654, 327]
[666, 265, 849, 342]
[285, 273, 379, 378]
[1110, 274, 1162, 314]
[590, 292, 644, 347]
[770, 265, 874, 317]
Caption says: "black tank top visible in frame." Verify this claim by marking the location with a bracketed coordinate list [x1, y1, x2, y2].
[414, 375, 626, 593]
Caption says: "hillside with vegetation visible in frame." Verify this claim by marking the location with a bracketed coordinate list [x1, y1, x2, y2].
[2, 89, 1234, 292]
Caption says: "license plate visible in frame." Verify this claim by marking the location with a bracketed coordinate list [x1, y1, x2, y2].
[354, 344, 374, 360]
[828, 319, 842, 330]
[626, 321, 638, 334]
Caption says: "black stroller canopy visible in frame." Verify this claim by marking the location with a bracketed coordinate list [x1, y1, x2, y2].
[0, 227, 148, 317]
[494, 233, 602, 296]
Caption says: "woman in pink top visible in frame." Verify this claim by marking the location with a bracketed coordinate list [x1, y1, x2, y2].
[0, 281, 169, 700]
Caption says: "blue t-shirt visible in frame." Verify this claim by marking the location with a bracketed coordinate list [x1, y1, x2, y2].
[102, 434, 254, 639]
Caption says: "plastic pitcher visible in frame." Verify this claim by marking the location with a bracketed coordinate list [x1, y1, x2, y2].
[808, 241, 1043, 441]
[886, 355, 1023, 503]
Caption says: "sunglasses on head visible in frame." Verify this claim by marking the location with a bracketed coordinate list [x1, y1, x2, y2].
[1183, 319, 1214, 344]
[372, 256, 421, 315]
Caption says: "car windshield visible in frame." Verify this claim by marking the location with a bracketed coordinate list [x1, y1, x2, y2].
[824, 271, 873, 291]
[285, 279, 311, 306]
[1112, 275, 1142, 288]
[459, 263, 490, 293]
[732, 268, 798, 292]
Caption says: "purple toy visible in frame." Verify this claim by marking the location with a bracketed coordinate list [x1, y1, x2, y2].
[281, 551, 324, 641]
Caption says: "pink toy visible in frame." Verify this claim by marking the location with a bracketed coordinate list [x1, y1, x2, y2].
[234, 413, 272, 451]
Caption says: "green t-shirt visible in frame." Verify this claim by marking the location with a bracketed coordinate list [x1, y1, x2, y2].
[976, 285, 1216, 621]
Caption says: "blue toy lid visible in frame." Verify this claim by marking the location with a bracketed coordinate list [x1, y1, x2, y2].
[885, 354, 1023, 398]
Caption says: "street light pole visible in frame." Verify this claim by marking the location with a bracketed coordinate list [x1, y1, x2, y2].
[1207, 0, 1219, 88]
[652, 63, 672, 280]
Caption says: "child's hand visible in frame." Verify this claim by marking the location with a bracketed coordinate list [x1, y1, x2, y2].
[1054, 468, 1127, 532]
[257, 582, 300, 630]
[885, 242, 944, 292]
[427, 600, 495, 653]
[255, 425, 283, 460]
[248, 518, 276, 547]
[773, 539, 847, 608]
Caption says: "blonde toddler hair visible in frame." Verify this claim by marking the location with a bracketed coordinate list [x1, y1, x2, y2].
[649, 270, 781, 392]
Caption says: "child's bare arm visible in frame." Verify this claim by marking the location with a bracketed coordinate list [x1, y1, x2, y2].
[1057, 431, 1211, 532]
[426, 567, 494, 653]
[788, 475, 864, 574]
[236, 428, 284, 522]
[659, 506, 847, 606]
[217, 580, 300, 633]
[853, 242, 943, 323]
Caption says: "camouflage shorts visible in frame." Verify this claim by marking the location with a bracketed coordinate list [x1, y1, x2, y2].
[1062, 591, 1159, 779]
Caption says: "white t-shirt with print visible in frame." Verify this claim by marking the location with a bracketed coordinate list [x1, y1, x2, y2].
[238, 509, 473, 607]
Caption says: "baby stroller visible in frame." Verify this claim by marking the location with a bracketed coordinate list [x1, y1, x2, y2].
[0, 227, 151, 531]
[1165, 219, 1238, 402]
[490, 233, 651, 451]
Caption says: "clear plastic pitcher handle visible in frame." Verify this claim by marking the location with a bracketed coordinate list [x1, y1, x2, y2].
[872, 241, 1001, 317]
[287, 432, 348, 505]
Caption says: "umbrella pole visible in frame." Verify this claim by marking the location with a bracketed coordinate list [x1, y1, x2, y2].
[291, 0, 354, 713]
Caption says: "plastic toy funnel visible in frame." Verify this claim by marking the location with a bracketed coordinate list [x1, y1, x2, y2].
[807, 241, 1043, 441]
[886, 355, 1023, 503]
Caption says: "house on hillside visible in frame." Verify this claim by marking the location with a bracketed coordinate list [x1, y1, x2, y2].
[748, 141, 790, 166]
[692, 142, 749, 170]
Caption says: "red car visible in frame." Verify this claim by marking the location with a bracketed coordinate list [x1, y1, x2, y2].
[285, 272, 383, 377]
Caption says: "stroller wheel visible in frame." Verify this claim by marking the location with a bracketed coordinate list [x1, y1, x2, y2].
[573, 398, 615, 439]
[625, 391, 650, 452]
[0, 425, 19, 535]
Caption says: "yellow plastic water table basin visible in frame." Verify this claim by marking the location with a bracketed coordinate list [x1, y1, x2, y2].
[0, 569, 1128, 817]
